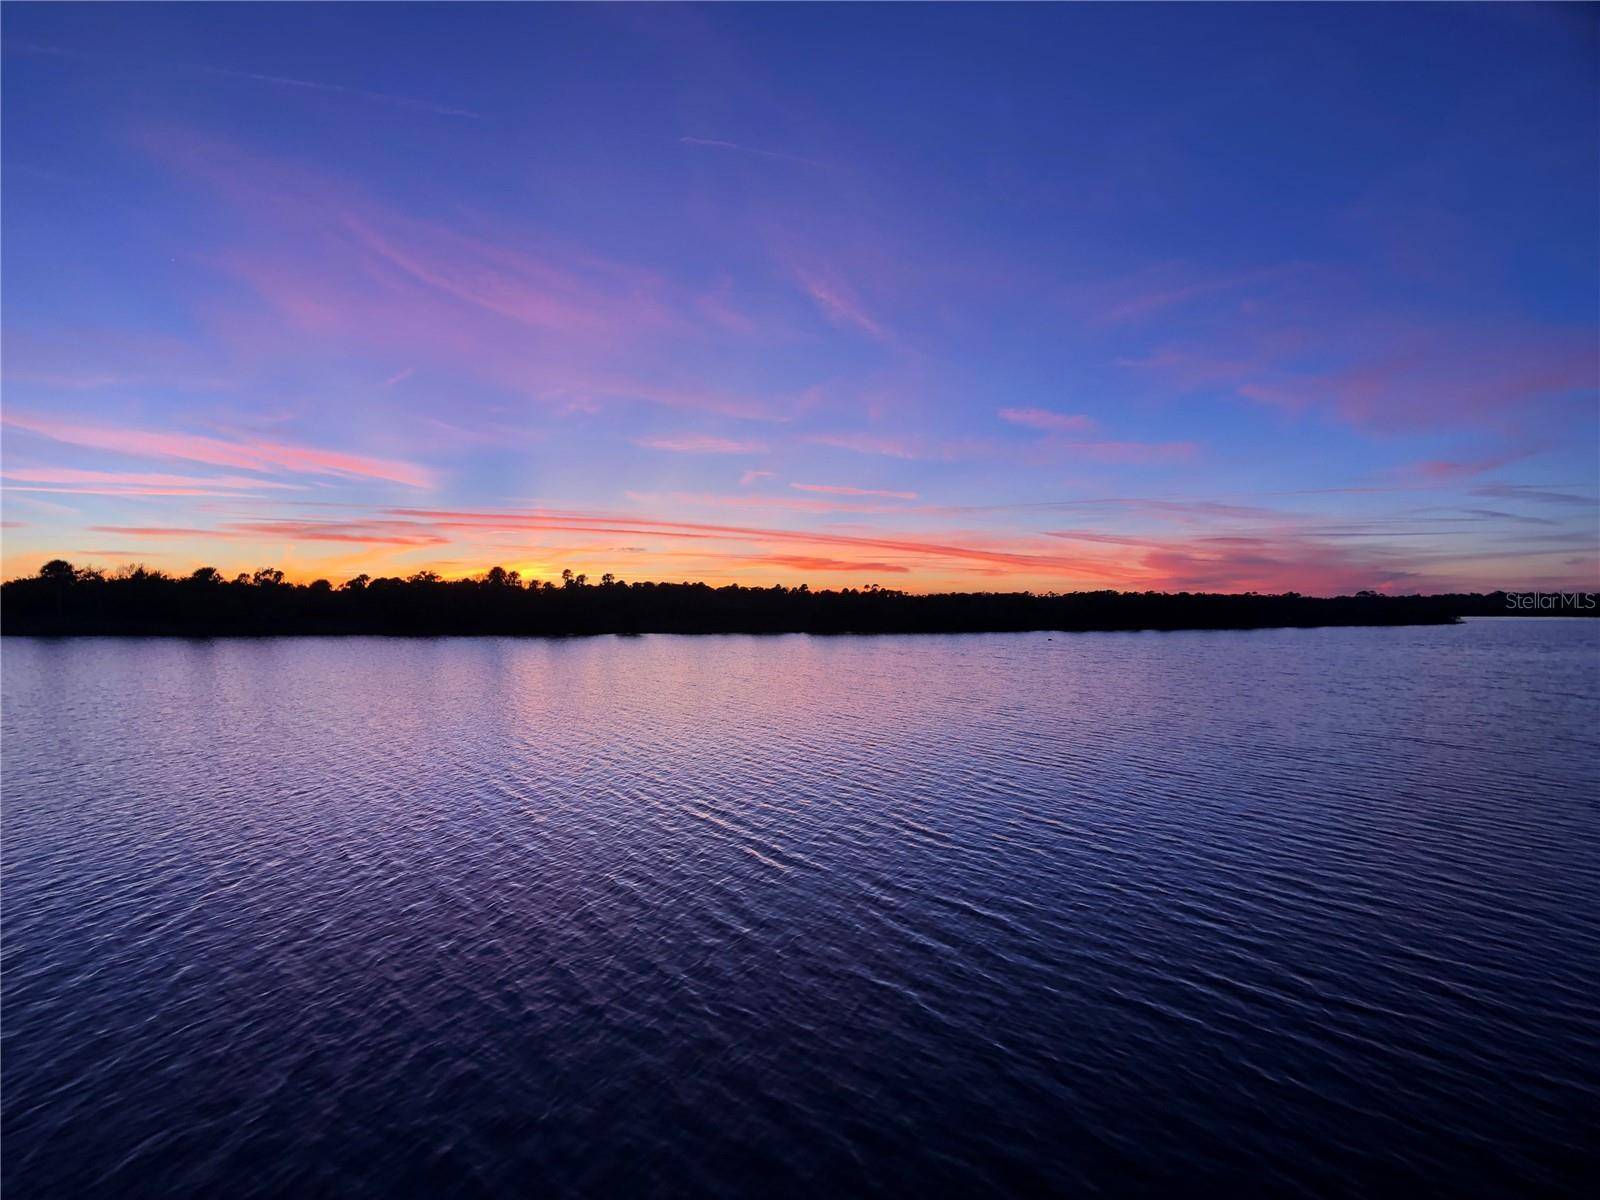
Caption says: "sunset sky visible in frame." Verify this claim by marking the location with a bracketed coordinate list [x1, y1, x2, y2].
[3, 3, 1596, 593]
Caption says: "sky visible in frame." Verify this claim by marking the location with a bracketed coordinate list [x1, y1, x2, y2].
[2, 2, 1597, 594]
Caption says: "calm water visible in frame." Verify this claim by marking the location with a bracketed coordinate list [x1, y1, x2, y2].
[4, 621, 1598, 1197]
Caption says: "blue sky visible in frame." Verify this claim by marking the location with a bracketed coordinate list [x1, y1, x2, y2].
[3, 2, 1596, 591]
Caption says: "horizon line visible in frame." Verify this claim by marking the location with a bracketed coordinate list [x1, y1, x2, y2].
[5, 557, 1591, 602]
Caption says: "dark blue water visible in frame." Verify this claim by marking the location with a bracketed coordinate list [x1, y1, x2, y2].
[4, 620, 1598, 1197]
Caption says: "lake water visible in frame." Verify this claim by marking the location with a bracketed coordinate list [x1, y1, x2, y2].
[4, 620, 1598, 1197]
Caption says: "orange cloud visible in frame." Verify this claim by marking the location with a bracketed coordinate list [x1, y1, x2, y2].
[36, 493, 1598, 596]
[390, 506, 1139, 578]
[756, 555, 909, 574]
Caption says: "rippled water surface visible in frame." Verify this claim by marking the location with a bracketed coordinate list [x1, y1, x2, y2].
[4, 621, 1599, 1197]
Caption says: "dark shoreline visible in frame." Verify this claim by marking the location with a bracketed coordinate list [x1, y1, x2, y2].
[0, 623, 1469, 639]
[5, 564, 1592, 637]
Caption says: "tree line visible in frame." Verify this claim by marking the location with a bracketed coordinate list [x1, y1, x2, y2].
[2, 557, 1578, 636]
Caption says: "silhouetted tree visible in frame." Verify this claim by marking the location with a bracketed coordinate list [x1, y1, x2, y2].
[1, 568, 1579, 637]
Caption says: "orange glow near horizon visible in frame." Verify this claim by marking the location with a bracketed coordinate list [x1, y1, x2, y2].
[6, 494, 1596, 596]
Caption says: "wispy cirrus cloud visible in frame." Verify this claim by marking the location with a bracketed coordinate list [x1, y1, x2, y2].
[4, 412, 434, 488]
[1390, 451, 1531, 482]
[1050, 440, 1199, 465]
[1123, 310, 1595, 435]
[91, 520, 449, 547]
[625, 490, 912, 516]
[998, 407, 1097, 433]
[1472, 483, 1598, 507]
[635, 434, 769, 455]
[790, 482, 918, 500]
[1093, 263, 1296, 325]
[2, 466, 303, 497]
[802, 431, 920, 459]
[1234, 333, 1596, 431]
[189, 63, 482, 119]
[793, 267, 888, 340]
[11, 41, 481, 119]
[140, 131, 793, 422]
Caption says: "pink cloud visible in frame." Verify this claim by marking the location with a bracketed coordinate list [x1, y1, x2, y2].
[6, 485, 273, 498]
[790, 483, 918, 500]
[3, 467, 300, 491]
[1392, 451, 1530, 482]
[635, 434, 769, 454]
[225, 520, 449, 546]
[140, 130, 798, 422]
[87, 526, 220, 538]
[802, 432, 920, 459]
[793, 267, 887, 340]
[624, 490, 912, 515]
[1136, 541, 1392, 593]
[998, 407, 1097, 433]
[1095, 264, 1292, 324]
[92, 520, 448, 547]
[1127, 314, 1595, 435]
[4, 412, 434, 488]
[339, 211, 665, 338]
